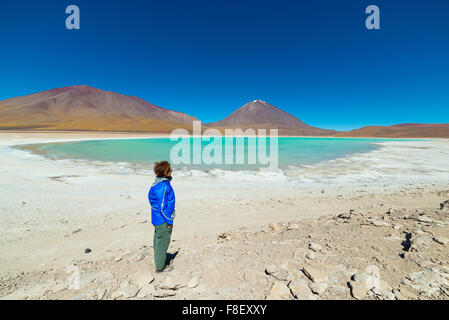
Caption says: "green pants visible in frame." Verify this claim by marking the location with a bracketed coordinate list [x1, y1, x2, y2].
[153, 223, 173, 271]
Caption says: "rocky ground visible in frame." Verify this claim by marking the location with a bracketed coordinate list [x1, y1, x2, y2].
[1, 198, 449, 300]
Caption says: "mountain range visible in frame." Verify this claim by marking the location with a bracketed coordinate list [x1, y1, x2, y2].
[0, 85, 447, 138]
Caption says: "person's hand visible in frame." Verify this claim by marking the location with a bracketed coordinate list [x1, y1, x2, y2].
[167, 224, 173, 228]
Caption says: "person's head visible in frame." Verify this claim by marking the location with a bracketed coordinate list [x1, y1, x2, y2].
[154, 160, 172, 178]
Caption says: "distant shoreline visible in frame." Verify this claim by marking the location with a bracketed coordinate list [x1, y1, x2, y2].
[0, 130, 445, 142]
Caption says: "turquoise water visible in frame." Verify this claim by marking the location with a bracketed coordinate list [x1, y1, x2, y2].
[22, 137, 410, 171]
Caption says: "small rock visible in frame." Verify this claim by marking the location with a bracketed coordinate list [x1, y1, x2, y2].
[114, 256, 122, 262]
[119, 286, 139, 298]
[96, 287, 106, 299]
[417, 216, 433, 223]
[433, 236, 449, 245]
[187, 278, 199, 288]
[392, 289, 406, 300]
[286, 223, 299, 231]
[367, 219, 390, 227]
[348, 281, 368, 300]
[136, 273, 154, 289]
[160, 275, 187, 290]
[266, 281, 292, 300]
[72, 229, 82, 234]
[84, 248, 92, 254]
[306, 251, 316, 260]
[152, 289, 176, 298]
[269, 223, 283, 233]
[288, 279, 317, 300]
[440, 200, 449, 210]
[308, 282, 328, 295]
[338, 212, 351, 219]
[111, 290, 122, 299]
[302, 266, 328, 283]
[265, 265, 291, 281]
[308, 242, 323, 252]
[137, 284, 156, 298]
[218, 232, 232, 241]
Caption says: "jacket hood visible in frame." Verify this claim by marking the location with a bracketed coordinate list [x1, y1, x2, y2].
[152, 176, 172, 186]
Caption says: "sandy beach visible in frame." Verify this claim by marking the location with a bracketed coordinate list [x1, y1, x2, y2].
[1, 131, 449, 300]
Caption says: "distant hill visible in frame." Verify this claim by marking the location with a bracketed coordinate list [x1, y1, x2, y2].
[0, 85, 198, 132]
[207, 100, 335, 136]
[334, 124, 449, 138]
[391, 123, 449, 128]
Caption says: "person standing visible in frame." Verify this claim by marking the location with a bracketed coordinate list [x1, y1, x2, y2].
[148, 161, 176, 273]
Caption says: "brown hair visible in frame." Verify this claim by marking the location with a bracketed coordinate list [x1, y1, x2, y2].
[154, 160, 171, 178]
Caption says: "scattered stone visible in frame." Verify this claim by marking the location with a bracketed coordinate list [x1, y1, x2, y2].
[96, 287, 106, 300]
[288, 279, 317, 300]
[308, 282, 328, 295]
[114, 256, 122, 262]
[338, 212, 351, 219]
[266, 281, 292, 300]
[72, 229, 82, 234]
[306, 251, 316, 260]
[392, 289, 407, 300]
[348, 281, 368, 300]
[269, 223, 283, 233]
[302, 266, 328, 283]
[84, 248, 92, 254]
[404, 268, 449, 297]
[286, 223, 299, 231]
[134, 253, 146, 261]
[218, 232, 232, 241]
[160, 275, 188, 290]
[152, 289, 177, 298]
[433, 236, 449, 245]
[136, 272, 154, 289]
[417, 216, 433, 223]
[265, 265, 291, 281]
[367, 219, 390, 227]
[440, 200, 449, 211]
[119, 285, 139, 298]
[308, 242, 323, 252]
[187, 278, 199, 289]
[111, 290, 122, 299]
[137, 284, 156, 298]
[394, 286, 417, 299]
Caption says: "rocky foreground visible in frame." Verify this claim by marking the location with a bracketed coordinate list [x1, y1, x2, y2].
[1, 200, 449, 300]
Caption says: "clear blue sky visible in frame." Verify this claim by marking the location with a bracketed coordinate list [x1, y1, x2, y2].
[0, 0, 448, 130]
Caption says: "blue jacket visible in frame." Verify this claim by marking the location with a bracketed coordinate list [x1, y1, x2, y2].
[148, 177, 176, 226]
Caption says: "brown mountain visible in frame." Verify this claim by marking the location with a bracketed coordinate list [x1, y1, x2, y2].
[0, 85, 198, 132]
[334, 124, 449, 138]
[391, 123, 449, 128]
[207, 100, 335, 136]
